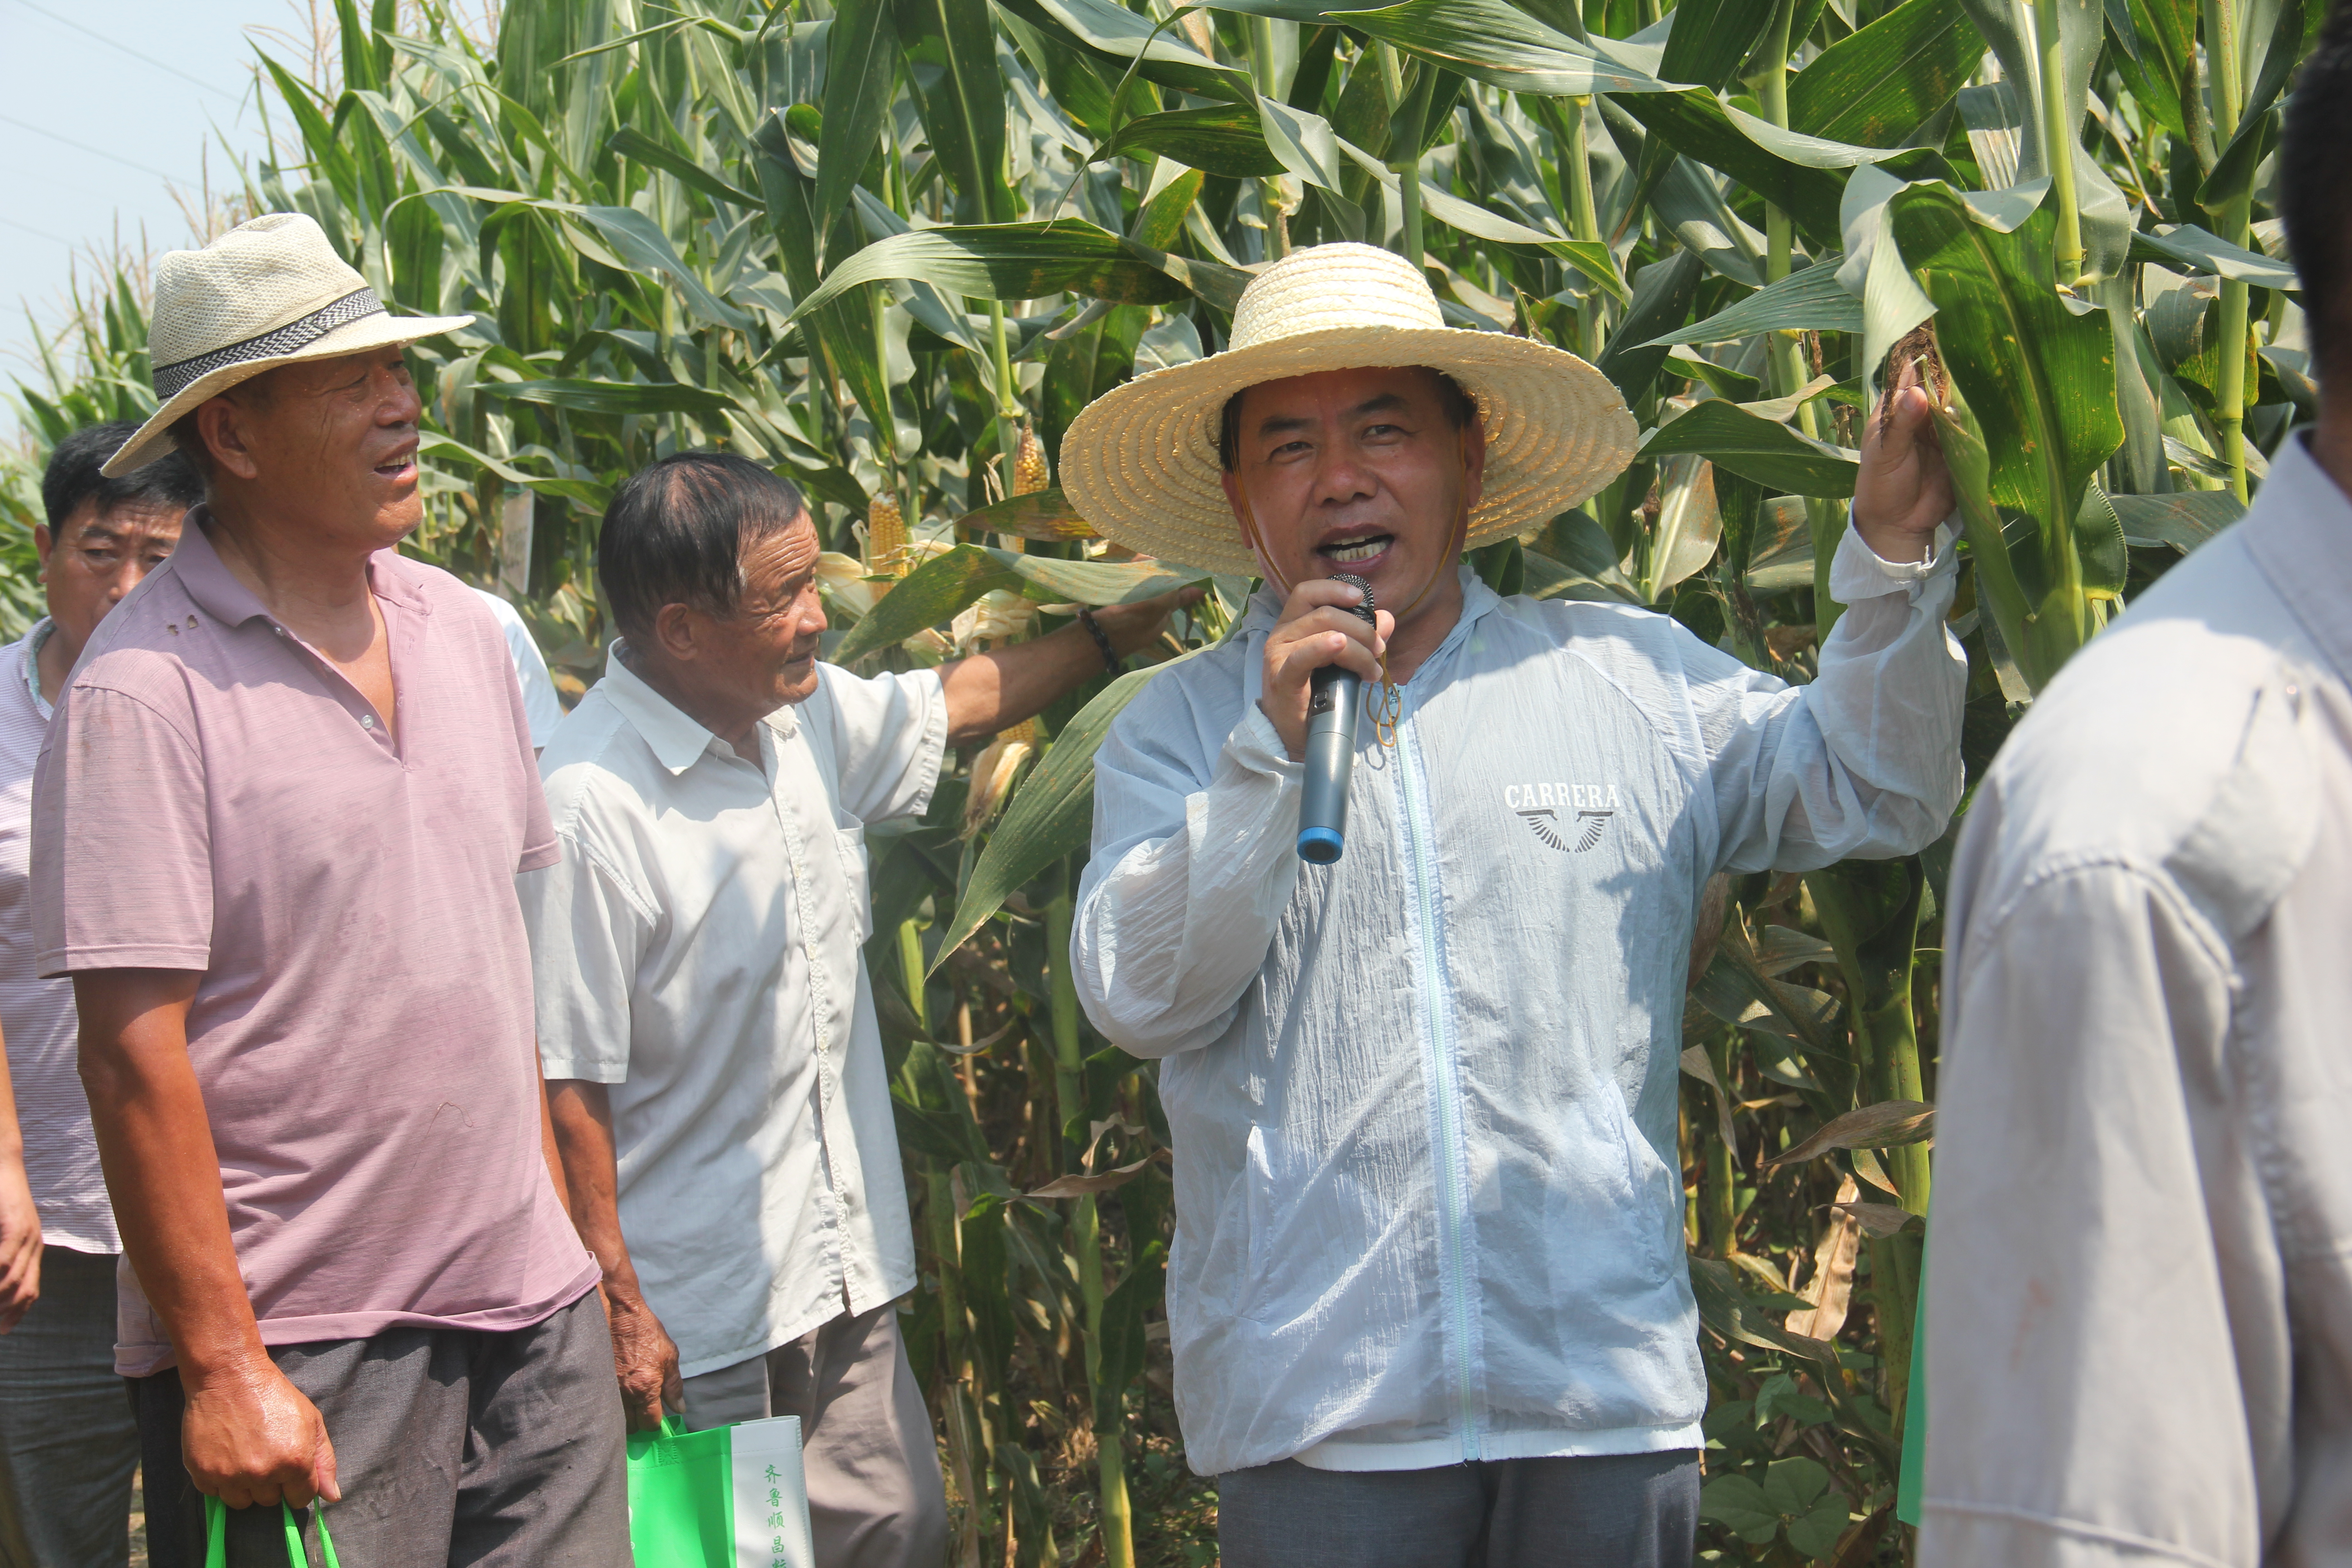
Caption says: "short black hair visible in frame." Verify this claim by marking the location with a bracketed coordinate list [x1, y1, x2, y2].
[2281, 0, 2352, 382]
[597, 451, 810, 643]
[1217, 368, 1479, 471]
[40, 422, 203, 535]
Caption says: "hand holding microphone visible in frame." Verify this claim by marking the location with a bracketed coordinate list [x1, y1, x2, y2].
[1259, 576, 1393, 860]
[1298, 573, 1376, 862]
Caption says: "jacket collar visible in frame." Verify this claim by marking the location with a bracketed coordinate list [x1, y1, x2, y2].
[597, 641, 739, 775]
[2241, 435, 2352, 686]
[171, 505, 431, 627]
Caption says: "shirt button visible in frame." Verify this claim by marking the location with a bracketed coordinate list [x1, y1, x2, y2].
[360, 714, 377, 730]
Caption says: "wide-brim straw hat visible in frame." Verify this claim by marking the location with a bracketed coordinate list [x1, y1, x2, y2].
[102, 213, 473, 476]
[1058, 242, 1637, 576]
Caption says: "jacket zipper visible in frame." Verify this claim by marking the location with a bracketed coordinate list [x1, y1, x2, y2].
[1394, 700, 1483, 1460]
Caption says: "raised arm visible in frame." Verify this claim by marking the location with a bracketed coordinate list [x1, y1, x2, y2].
[1697, 523, 1968, 872]
[74, 968, 336, 1510]
[936, 587, 1202, 747]
[1700, 363, 1968, 870]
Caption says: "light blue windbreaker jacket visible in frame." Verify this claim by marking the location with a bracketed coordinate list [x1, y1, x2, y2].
[1073, 527, 1967, 1477]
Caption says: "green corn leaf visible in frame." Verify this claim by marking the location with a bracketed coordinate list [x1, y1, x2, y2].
[575, 206, 753, 331]
[1638, 262, 1861, 348]
[834, 549, 1024, 665]
[789, 222, 1199, 320]
[1608, 91, 1847, 247]
[895, 0, 1014, 223]
[2111, 489, 2244, 551]
[476, 377, 737, 416]
[2126, 224, 2300, 291]
[1093, 1245, 1166, 1409]
[1020, 0, 1249, 97]
[1596, 248, 1705, 405]
[956, 489, 1102, 543]
[1658, 0, 1778, 92]
[818, 0, 902, 227]
[1102, 105, 1289, 176]
[928, 650, 1206, 975]
[1888, 183, 2125, 691]
[1334, 140, 1629, 300]
[1787, 0, 1985, 149]
[1324, 0, 1686, 96]
[1637, 400, 1861, 497]
[606, 126, 763, 209]
[833, 544, 1205, 663]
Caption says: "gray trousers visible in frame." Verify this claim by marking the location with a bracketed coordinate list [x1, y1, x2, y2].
[679, 1300, 947, 1568]
[1217, 1449, 1702, 1568]
[137, 1289, 628, 1568]
[0, 1246, 138, 1568]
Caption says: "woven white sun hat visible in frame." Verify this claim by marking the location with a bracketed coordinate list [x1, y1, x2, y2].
[1058, 242, 1637, 576]
[101, 212, 473, 477]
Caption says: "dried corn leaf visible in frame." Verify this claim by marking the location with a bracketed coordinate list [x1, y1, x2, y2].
[1786, 1176, 1861, 1340]
[1761, 1101, 1935, 1170]
[1833, 1200, 1922, 1239]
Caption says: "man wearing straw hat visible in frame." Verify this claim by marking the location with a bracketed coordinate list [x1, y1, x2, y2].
[32, 214, 624, 1563]
[1063, 242, 1965, 1563]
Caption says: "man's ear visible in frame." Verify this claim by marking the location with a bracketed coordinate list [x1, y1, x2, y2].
[1219, 468, 1247, 522]
[650, 601, 701, 664]
[1459, 418, 1490, 514]
[33, 524, 53, 578]
[1219, 470, 1283, 585]
[196, 395, 265, 483]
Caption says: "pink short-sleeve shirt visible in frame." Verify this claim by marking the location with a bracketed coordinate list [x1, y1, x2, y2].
[30, 514, 596, 1375]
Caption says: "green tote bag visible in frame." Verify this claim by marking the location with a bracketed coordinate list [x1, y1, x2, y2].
[202, 1494, 340, 1567]
[627, 1413, 813, 1568]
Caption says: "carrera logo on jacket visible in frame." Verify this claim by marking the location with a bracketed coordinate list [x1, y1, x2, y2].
[1503, 781, 1620, 853]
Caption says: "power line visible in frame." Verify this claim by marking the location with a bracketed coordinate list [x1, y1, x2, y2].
[6, 0, 237, 101]
[0, 111, 178, 183]
[0, 214, 73, 248]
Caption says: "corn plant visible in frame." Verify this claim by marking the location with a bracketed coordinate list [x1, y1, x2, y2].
[2, 0, 2322, 1558]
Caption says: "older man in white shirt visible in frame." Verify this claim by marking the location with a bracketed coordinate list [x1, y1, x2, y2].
[1920, 22, 2352, 1565]
[522, 451, 1193, 1567]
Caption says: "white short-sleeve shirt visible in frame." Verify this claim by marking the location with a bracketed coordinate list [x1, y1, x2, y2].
[472, 588, 564, 748]
[522, 648, 947, 1376]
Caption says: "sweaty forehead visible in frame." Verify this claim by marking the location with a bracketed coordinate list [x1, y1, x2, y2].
[743, 511, 820, 582]
[1239, 365, 1446, 423]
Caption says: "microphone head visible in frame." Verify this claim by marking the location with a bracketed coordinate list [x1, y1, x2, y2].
[1328, 571, 1377, 624]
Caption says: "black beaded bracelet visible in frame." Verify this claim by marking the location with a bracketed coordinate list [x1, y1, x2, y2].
[1075, 608, 1122, 672]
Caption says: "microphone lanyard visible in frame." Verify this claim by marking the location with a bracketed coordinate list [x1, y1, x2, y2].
[1235, 430, 1474, 753]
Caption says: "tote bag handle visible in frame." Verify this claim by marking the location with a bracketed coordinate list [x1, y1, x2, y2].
[203, 1493, 343, 1568]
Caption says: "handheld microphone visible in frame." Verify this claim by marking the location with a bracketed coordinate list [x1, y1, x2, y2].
[1296, 572, 1376, 864]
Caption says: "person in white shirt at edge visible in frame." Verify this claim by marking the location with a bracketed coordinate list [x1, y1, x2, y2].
[0, 423, 197, 1568]
[1056, 242, 1967, 1567]
[471, 587, 564, 749]
[1919, 20, 2352, 1568]
[521, 451, 1198, 1568]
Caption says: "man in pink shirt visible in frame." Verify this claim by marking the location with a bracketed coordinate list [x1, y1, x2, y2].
[32, 215, 623, 1564]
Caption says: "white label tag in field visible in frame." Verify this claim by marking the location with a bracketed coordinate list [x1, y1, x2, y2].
[730, 1414, 813, 1568]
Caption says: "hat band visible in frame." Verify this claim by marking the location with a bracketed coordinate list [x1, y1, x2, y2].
[151, 287, 388, 402]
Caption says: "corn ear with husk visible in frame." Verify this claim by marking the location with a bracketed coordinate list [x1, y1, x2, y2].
[962, 718, 1038, 838]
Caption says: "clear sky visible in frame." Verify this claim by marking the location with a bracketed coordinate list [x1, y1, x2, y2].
[1, 0, 302, 419]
